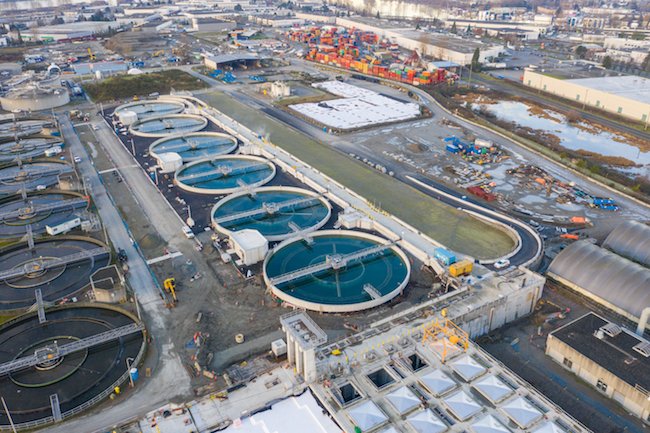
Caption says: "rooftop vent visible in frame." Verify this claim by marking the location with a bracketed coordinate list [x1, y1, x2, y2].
[599, 323, 622, 338]
[633, 341, 650, 358]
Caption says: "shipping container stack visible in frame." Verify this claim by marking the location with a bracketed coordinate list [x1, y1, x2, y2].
[288, 26, 448, 86]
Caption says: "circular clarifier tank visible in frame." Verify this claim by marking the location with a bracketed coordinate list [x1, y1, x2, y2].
[211, 186, 331, 241]
[0, 191, 88, 238]
[114, 100, 185, 119]
[0, 137, 62, 162]
[0, 120, 49, 139]
[0, 304, 145, 428]
[0, 236, 110, 311]
[0, 160, 72, 196]
[149, 132, 237, 163]
[175, 155, 276, 195]
[129, 114, 207, 137]
[264, 230, 411, 313]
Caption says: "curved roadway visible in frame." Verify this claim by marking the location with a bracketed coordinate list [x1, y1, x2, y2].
[403, 173, 542, 268]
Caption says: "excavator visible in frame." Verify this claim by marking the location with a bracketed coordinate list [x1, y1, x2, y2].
[163, 278, 177, 305]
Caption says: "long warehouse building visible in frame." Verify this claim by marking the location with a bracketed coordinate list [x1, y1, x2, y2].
[522, 70, 650, 123]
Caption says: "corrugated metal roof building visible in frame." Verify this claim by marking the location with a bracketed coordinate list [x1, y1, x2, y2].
[603, 220, 650, 267]
[547, 240, 650, 325]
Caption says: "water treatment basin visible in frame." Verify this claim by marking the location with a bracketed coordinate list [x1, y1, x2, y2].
[263, 230, 410, 312]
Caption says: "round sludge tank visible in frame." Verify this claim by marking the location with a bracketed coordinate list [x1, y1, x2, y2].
[0, 120, 50, 139]
[0, 304, 145, 429]
[0, 191, 88, 238]
[0, 160, 72, 196]
[0, 137, 62, 162]
[263, 230, 411, 313]
[175, 155, 276, 195]
[0, 236, 110, 311]
[114, 100, 185, 120]
[211, 186, 331, 241]
[149, 132, 238, 164]
[129, 114, 207, 138]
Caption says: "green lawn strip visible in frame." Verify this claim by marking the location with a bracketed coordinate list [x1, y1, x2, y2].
[200, 91, 515, 259]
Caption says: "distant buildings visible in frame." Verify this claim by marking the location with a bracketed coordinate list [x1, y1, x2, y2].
[334, 16, 505, 64]
[20, 21, 120, 42]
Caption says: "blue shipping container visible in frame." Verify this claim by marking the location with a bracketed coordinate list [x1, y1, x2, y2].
[434, 248, 457, 265]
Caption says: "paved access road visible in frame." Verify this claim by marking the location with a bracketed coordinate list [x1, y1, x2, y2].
[47, 116, 192, 433]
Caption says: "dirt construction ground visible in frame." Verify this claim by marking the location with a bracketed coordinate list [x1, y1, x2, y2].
[78, 120, 444, 393]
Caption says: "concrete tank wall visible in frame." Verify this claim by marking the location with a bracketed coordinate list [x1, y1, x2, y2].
[0, 88, 70, 112]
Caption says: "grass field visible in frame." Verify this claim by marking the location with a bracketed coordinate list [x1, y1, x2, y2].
[200, 91, 515, 259]
[83, 70, 208, 102]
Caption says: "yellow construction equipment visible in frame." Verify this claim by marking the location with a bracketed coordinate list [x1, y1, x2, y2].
[87, 47, 96, 61]
[152, 50, 165, 57]
[422, 317, 469, 363]
[449, 260, 473, 277]
[163, 278, 177, 302]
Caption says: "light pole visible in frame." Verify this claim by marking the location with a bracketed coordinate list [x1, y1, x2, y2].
[130, 138, 136, 156]
[126, 357, 135, 388]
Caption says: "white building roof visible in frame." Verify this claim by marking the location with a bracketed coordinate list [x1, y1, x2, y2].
[500, 396, 543, 428]
[470, 414, 512, 433]
[386, 386, 420, 414]
[531, 421, 568, 433]
[566, 75, 650, 105]
[230, 229, 267, 249]
[289, 81, 420, 130]
[449, 355, 487, 382]
[348, 400, 388, 431]
[407, 409, 448, 433]
[472, 375, 514, 404]
[443, 390, 482, 421]
[218, 391, 341, 433]
[419, 369, 456, 396]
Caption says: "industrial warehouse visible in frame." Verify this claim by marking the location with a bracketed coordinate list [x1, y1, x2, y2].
[522, 71, 650, 123]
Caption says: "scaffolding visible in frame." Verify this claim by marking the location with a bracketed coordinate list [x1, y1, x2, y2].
[421, 317, 469, 363]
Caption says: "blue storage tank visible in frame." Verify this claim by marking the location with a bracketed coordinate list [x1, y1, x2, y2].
[434, 248, 456, 266]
